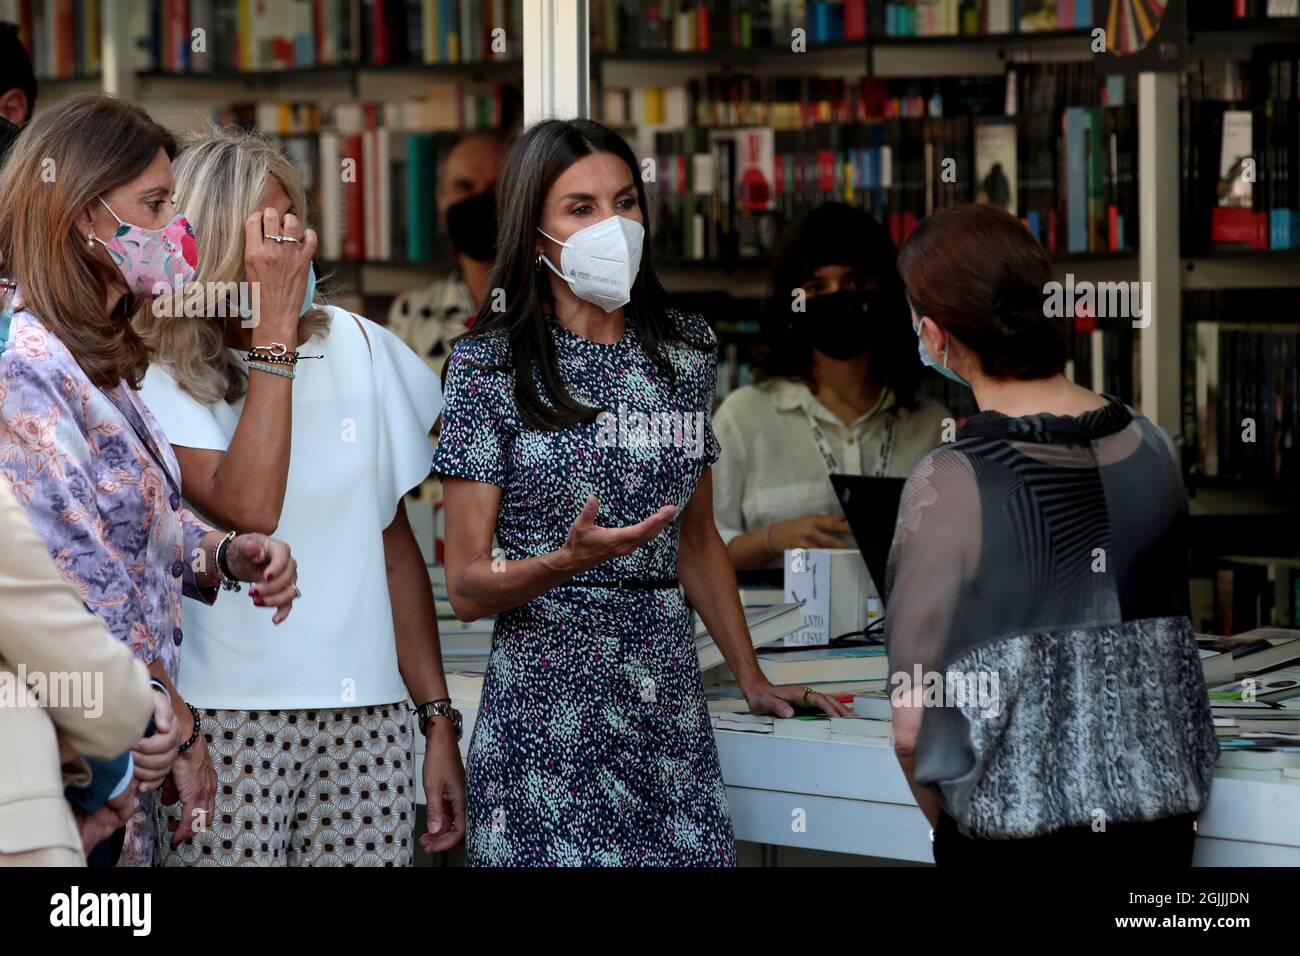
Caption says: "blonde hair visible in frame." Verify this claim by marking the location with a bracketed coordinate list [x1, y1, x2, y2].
[0, 93, 176, 388]
[133, 123, 331, 404]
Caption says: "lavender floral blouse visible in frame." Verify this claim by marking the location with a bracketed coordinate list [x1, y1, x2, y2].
[0, 310, 216, 867]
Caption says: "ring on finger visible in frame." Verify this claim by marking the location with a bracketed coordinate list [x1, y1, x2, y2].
[293, 585, 302, 599]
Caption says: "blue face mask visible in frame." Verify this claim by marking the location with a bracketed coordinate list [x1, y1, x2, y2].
[913, 319, 970, 388]
[234, 264, 317, 322]
[300, 264, 317, 316]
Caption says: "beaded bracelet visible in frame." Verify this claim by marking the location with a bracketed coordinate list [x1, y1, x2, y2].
[248, 360, 295, 380]
[247, 341, 297, 364]
[246, 343, 324, 366]
[177, 703, 202, 754]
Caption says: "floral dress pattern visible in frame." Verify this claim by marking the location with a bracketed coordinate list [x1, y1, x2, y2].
[432, 309, 736, 866]
[0, 310, 214, 867]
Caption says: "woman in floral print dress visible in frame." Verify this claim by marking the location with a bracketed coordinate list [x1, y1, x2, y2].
[0, 94, 299, 866]
[433, 119, 850, 867]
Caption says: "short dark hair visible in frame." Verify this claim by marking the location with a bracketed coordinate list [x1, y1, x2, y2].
[759, 202, 920, 408]
[897, 203, 1067, 381]
[0, 22, 35, 122]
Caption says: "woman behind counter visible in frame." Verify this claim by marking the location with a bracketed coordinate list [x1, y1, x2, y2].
[712, 203, 950, 570]
[434, 118, 849, 867]
[887, 203, 1217, 865]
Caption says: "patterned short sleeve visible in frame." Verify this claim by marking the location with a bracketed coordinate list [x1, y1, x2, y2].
[669, 309, 721, 469]
[430, 335, 513, 488]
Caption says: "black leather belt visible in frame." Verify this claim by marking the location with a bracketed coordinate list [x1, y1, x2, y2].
[558, 578, 680, 590]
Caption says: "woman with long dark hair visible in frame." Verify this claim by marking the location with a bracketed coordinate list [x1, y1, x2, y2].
[713, 203, 950, 570]
[432, 119, 849, 866]
[888, 204, 1216, 864]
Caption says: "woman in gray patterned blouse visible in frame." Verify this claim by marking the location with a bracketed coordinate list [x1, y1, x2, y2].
[887, 203, 1217, 865]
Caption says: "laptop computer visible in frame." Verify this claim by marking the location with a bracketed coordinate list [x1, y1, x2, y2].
[829, 474, 906, 610]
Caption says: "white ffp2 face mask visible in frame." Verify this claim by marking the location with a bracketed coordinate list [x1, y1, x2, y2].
[537, 215, 644, 313]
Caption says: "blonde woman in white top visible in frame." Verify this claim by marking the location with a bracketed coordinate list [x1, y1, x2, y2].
[134, 127, 464, 866]
[713, 204, 950, 570]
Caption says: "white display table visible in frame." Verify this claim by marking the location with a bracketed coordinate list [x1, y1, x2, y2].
[414, 706, 1300, 865]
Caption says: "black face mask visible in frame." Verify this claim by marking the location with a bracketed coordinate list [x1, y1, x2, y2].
[804, 289, 879, 360]
[445, 189, 498, 263]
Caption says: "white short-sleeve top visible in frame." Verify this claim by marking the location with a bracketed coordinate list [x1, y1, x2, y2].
[138, 307, 442, 709]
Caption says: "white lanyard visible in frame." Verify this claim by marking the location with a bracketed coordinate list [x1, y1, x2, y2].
[802, 406, 896, 478]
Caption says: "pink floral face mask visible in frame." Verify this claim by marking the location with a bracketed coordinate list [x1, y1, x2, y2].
[90, 196, 198, 297]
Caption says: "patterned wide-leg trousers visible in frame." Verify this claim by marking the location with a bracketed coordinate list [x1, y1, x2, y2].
[156, 702, 415, 866]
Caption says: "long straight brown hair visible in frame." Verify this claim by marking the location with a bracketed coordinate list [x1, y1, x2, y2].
[458, 118, 710, 432]
[0, 93, 177, 389]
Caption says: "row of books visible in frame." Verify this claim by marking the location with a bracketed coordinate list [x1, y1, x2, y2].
[214, 97, 519, 264]
[217, 83, 518, 135]
[1205, 1, 1300, 23]
[593, 0, 1096, 53]
[591, 0, 871, 52]
[1197, 561, 1299, 636]
[645, 102, 1137, 274]
[1182, 56, 1300, 254]
[131, 0, 522, 73]
[881, 0, 1093, 37]
[605, 67, 1110, 133]
[0, 0, 100, 80]
[1185, 290, 1300, 484]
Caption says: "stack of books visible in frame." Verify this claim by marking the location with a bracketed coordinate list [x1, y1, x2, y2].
[1202, 629, 1300, 781]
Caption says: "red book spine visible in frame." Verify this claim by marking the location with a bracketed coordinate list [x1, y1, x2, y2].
[844, 0, 866, 40]
[314, 0, 325, 64]
[1211, 207, 1259, 246]
[342, 133, 365, 260]
[817, 149, 834, 192]
[58, 0, 75, 77]
[174, 0, 190, 71]
[371, 0, 388, 64]
[1254, 211, 1269, 251]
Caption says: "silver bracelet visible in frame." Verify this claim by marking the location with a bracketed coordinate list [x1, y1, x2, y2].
[247, 360, 295, 380]
[763, 524, 777, 558]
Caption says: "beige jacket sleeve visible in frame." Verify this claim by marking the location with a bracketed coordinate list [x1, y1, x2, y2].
[0, 476, 155, 763]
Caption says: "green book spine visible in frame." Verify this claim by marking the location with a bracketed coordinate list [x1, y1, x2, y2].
[407, 133, 435, 261]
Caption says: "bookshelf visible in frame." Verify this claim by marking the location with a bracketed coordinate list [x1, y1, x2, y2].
[17, 2, 1300, 621]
